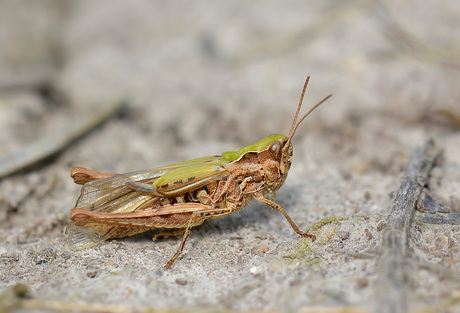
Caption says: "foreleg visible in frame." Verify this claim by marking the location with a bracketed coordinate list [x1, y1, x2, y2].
[254, 193, 316, 241]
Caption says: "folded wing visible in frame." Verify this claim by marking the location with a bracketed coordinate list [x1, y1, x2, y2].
[66, 155, 230, 250]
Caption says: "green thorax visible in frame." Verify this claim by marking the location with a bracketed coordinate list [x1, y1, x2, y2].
[151, 134, 285, 190]
[220, 134, 285, 164]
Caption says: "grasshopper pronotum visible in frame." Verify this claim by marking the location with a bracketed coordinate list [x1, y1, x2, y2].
[65, 77, 331, 268]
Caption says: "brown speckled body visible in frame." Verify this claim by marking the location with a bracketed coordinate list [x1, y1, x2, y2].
[70, 145, 290, 239]
[66, 76, 331, 268]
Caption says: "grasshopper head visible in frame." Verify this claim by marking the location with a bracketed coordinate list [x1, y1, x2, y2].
[258, 136, 292, 192]
[260, 77, 331, 192]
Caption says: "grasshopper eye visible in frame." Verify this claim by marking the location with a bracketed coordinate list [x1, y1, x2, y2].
[268, 141, 282, 161]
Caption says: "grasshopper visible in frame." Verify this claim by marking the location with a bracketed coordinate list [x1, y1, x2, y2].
[65, 76, 331, 268]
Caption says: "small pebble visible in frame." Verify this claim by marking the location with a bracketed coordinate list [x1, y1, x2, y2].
[364, 229, 373, 240]
[335, 231, 350, 240]
[175, 278, 188, 286]
[356, 277, 369, 288]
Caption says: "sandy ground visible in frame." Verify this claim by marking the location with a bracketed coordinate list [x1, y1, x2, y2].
[0, 1, 459, 312]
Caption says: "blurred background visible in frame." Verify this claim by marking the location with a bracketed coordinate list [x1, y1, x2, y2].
[0, 1, 458, 167]
[0, 0, 458, 311]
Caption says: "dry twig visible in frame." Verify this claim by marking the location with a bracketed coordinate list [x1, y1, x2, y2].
[375, 139, 443, 313]
[0, 101, 124, 179]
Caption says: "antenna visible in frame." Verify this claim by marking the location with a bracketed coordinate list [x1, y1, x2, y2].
[286, 77, 332, 146]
